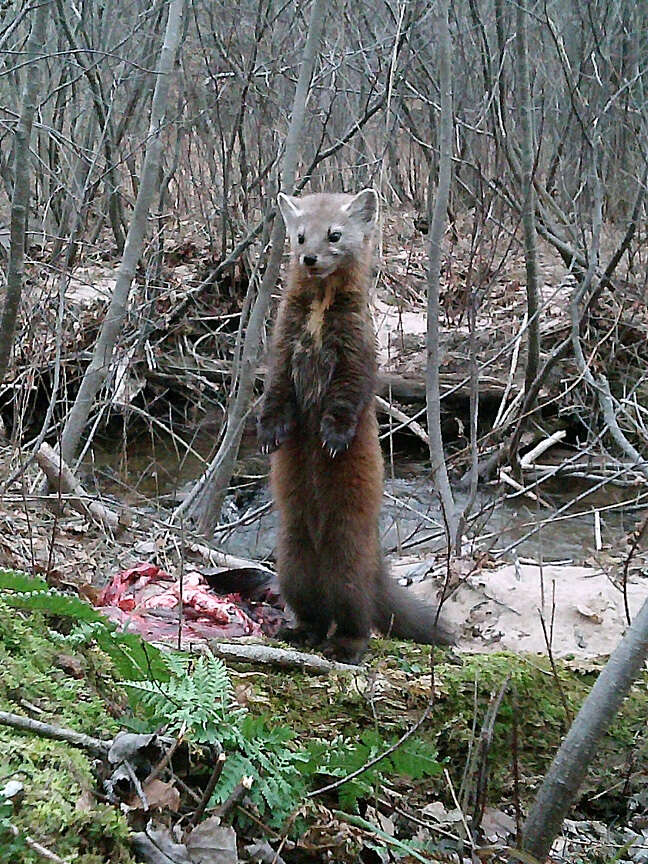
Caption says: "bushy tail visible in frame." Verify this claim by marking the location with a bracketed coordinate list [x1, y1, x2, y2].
[373, 568, 455, 646]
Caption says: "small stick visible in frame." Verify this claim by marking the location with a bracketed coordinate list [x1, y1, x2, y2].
[191, 750, 226, 827]
[8, 824, 68, 863]
[594, 510, 602, 551]
[499, 468, 551, 507]
[35, 443, 122, 534]
[493, 312, 526, 429]
[206, 642, 358, 675]
[125, 760, 148, 811]
[511, 686, 523, 847]
[375, 395, 430, 447]
[187, 542, 275, 575]
[333, 810, 433, 864]
[519, 429, 567, 469]
[471, 675, 510, 832]
[0, 711, 110, 757]
[216, 776, 253, 819]
[308, 650, 437, 799]
[622, 513, 648, 626]
[144, 721, 186, 785]
[444, 767, 474, 848]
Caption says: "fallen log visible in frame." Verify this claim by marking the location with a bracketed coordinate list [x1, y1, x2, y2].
[151, 352, 508, 410]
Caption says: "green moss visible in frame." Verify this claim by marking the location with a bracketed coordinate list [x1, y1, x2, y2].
[1, 585, 646, 858]
[0, 603, 134, 863]
[257, 641, 648, 814]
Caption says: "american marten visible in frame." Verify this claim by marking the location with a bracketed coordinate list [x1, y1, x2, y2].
[257, 190, 454, 663]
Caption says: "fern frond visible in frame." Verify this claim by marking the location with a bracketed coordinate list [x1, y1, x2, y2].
[0, 569, 48, 592]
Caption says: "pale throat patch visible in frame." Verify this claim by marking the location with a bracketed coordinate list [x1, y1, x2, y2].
[306, 281, 336, 346]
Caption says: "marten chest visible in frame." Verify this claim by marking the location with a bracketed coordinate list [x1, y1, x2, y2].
[291, 291, 337, 412]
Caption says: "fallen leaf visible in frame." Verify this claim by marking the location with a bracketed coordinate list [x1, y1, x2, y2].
[132, 824, 192, 864]
[108, 732, 158, 765]
[128, 779, 180, 813]
[186, 816, 238, 864]
[244, 840, 286, 864]
[75, 789, 94, 813]
[54, 653, 86, 679]
[480, 807, 516, 842]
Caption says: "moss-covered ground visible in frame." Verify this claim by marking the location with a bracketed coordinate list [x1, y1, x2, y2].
[0, 596, 646, 862]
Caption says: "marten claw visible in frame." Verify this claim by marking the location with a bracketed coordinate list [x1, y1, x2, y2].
[257, 415, 295, 455]
[320, 416, 356, 458]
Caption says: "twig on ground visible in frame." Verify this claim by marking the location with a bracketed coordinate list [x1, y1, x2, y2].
[216, 776, 253, 819]
[511, 686, 523, 846]
[332, 811, 433, 864]
[375, 395, 429, 447]
[622, 513, 648, 627]
[499, 468, 550, 506]
[144, 721, 186, 785]
[471, 675, 510, 832]
[519, 429, 567, 469]
[492, 312, 526, 429]
[0, 711, 111, 757]
[539, 582, 573, 728]
[8, 824, 68, 863]
[308, 646, 437, 798]
[191, 749, 226, 826]
[35, 443, 122, 534]
[206, 641, 357, 675]
[187, 542, 274, 574]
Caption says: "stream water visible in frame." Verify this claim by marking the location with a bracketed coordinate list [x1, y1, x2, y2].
[85, 424, 648, 565]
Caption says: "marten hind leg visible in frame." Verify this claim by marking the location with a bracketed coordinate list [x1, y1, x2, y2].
[317, 537, 373, 664]
[322, 583, 371, 664]
[276, 519, 332, 647]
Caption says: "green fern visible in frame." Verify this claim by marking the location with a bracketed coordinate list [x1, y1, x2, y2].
[123, 650, 308, 825]
[304, 730, 442, 810]
[0, 568, 47, 592]
[0, 569, 168, 682]
[0, 569, 443, 829]
[123, 652, 243, 739]
[0, 569, 102, 620]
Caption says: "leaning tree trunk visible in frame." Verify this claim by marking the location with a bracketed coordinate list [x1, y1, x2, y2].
[0, 2, 48, 386]
[426, 0, 458, 551]
[57, 0, 184, 469]
[179, 0, 326, 535]
[522, 594, 648, 861]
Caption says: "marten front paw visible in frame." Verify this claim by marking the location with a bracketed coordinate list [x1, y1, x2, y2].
[320, 414, 356, 458]
[257, 409, 295, 455]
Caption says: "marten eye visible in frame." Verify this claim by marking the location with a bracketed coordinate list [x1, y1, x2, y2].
[328, 229, 341, 243]
[297, 233, 305, 245]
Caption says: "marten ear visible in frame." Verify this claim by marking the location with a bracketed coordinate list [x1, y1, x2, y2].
[277, 193, 302, 232]
[342, 189, 379, 230]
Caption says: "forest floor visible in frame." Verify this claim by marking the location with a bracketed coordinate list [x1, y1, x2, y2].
[2, 569, 648, 863]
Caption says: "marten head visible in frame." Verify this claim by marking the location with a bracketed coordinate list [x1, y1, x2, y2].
[277, 190, 378, 279]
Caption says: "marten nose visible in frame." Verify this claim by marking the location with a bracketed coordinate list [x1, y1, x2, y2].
[303, 254, 317, 267]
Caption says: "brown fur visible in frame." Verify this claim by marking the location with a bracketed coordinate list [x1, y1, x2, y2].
[258, 191, 454, 663]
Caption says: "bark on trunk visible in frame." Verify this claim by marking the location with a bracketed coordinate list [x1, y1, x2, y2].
[522, 595, 648, 860]
[178, 0, 327, 535]
[516, 0, 540, 404]
[0, 2, 48, 385]
[426, 0, 458, 550]
[57, 0, 184, 469]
